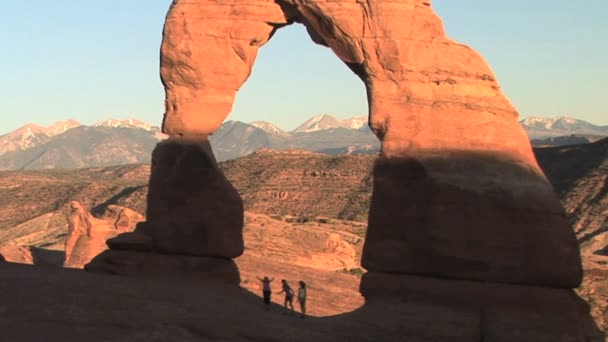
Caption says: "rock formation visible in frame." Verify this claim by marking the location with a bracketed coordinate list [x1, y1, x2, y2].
[152, 0, 581, 289]
[142, 139, 244, 258]
[0, 245, 34, 265]
[64, 201, 144, 268]
[82, 2, 593, 336]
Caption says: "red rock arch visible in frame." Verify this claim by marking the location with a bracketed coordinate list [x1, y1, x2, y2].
[143, 0, 581, 292]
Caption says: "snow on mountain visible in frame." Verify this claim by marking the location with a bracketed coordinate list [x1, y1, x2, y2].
[0, 124, 49, 154]
[0, 118, 162, 156]
[93, 118, 157, 131]
[292, 114, 368, 133]
[520, 116, 608, 139]
[521, 116, 580, 129]
[292, 114, 344, 133]
[249, 121, 288, 135]
[342, 116, 368, 130]
[44, 120, 81, 137]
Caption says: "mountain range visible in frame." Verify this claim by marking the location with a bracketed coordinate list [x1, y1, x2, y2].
[520, 116, 608, 139]
[0, 115, 606, 170]
[0, 119, 164, 170]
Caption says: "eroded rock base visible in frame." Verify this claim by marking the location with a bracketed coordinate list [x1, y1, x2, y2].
[360, 272, 602, 341]
[86, 231, 240, 285]
[363, 156, 582, 288]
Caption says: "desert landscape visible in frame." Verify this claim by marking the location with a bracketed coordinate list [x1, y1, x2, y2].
[0, 0, 607, 341]
[0, 140, 606, 339]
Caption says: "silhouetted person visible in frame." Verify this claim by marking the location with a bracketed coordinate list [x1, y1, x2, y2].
[297, 281, 307, 318]
[257, 276, 274, 309]
[278, 279, 294, 314]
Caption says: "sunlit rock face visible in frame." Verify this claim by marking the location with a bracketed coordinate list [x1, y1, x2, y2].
[157, 0, 581, 288]
[64, 202, 144, 268]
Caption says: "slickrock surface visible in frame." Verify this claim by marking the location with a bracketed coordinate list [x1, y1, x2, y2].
[0, 262, 603, 342]
[159, 0, 581, 287]
[242, 212, 363, 271]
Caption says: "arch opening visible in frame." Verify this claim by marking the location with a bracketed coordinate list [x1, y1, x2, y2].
[211, 22, 374, 161]
[211, 21, 374, 316]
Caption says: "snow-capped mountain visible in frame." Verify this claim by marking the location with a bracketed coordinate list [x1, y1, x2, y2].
[0, 124, 48, 154]
[3, 114, 605, 170]
[520, 116, 608, 139]
[342, 116, 368, 130]
[93, 118, 158, 131]
[0, 118, 166, 169]
[292, 114, 345, 133]
[292, 114, 368, 133]
[209, 117, 379, 162]
[44, 120, 81, 137]
[249, 121, 288, 135]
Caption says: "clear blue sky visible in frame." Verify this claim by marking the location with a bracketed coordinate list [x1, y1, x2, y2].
[1, 1, 606, 135]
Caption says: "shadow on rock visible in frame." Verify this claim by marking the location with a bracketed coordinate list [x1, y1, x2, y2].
[30, 247, 65, 267]
[0, 262, 604, 341]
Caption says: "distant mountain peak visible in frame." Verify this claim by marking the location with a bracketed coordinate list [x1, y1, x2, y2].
[343, 116, 368, 129]
[249, 121, 287, 135]
[0, 118, 162, 158]
[44, 119, 81, 137]
[520, 116, 608, 139]
[292, 114, 369, 133]
[0, 123, 48, 152]
[93, 118, 156, 131]
[521, 116, 579, 127]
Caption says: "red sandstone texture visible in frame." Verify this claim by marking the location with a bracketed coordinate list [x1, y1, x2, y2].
[0, 245, 33, 264]
[157, 0, 581, 288]
[63, 201, 143, 268]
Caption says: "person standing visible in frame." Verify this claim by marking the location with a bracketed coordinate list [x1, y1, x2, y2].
[278, 279, 295, 314]
[297, 281, 307, 318]
[257, 276, 274, 310]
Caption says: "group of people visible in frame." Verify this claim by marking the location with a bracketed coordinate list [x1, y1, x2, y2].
[257, 276, 307, 318]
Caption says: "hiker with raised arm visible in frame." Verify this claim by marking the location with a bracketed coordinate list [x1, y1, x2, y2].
[257, 276, 274, 310]
[278, 279, 295, 314]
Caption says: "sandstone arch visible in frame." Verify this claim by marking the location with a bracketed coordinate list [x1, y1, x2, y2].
[145, 0, 581, 291]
